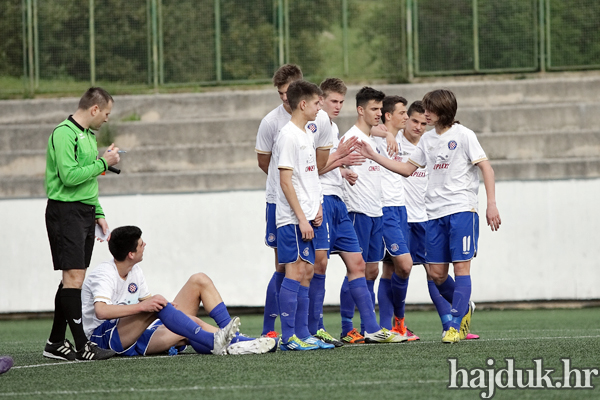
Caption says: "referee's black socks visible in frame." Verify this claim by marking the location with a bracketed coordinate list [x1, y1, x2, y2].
[60, 288, 88, 350]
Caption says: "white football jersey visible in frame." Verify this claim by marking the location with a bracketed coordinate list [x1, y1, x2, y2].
[408, 124, 487, 219]
[82, 259, 151, 338]
[341, 125, 383, 217]
[259, 106, 331, 204]
[375, 130, 405, 208]
[275, 121, 322, 228]
[400, 135, 428, 223]
[319, 122, 345, 198]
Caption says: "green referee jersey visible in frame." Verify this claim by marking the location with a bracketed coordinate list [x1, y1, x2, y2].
[45, 116, 108, 219]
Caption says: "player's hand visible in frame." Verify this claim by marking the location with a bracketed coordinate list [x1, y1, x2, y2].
[341, 168, 358, 185]
[336, 136, 359, 159]
[486, 203, 501, 231]
[340, 151, 366, 167]
[312, 205, 323, 227]
[385, 132, 398, 157]
[357, 140, 375, 159]
[299, 219, 314, 241]
[139, 295, 169, 313]
[96, 218, 110, 242]
[102, 143, 120, 167]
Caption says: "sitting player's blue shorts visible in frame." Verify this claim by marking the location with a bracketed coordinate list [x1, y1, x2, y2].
[90, 319, 184, 356]
[382, 206, 410, 258]
[264, 203, 277, 249]
[349, 212, 384, 263]
[407, 221, 427, 265]
[324, 195, 361, 256]
[277, 223, 317, 265]
[426, 211, 479, 264]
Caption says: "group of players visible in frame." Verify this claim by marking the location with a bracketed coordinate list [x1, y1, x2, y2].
[255, 64, 501, 350]
[40, 62, 500, 362]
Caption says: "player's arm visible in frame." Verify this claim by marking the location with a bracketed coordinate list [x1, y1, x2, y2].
[280, 168, 314, 240]
[94, 294, 168, 320]
[357, 140, 417, 177]
[476, 160, 501, 231]
[257, 152, 271, 174]
[370, 125, 398, 156]
[316, 148, 330, 173]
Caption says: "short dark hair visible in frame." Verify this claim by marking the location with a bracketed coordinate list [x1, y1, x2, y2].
[287, 80, 323, 111]
[422, 89, 458, 128]
[272, 64, 303, 88]
[320, 78, 347, 98]
[78, 87, 113, 110]
[356, 86, 385, 109]
[108, 226, 142, 262]
[381, 95, 407, 123]
[407, 100, 425, 117]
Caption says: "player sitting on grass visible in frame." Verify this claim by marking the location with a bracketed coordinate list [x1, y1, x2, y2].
[356, 89, 501, 343]
[81, 226, 276, 356]
[275, 80, 332, 351]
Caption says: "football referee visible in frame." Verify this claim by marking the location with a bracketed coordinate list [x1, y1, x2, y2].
[43, 87, 120, 361]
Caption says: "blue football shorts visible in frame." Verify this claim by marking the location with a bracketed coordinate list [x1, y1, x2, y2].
[90, 319, 164, 356]
[425, 211, 479, 264]
[407, 221, 427, 265]
[381, 206, 410, 260]
[323, 195, 361, 257]
[349, 212, 384, 263]
[276, 223, 316, 265]
[264, 202, 277, 249]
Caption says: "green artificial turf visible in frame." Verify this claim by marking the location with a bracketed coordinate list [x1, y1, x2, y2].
[1, 309, 599, 400]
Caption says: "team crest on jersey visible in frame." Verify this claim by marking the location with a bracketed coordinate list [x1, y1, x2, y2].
[448, 140, 458, 150]
[303, 247, 309, 257]
[128, 283, 138, 294]
[307, 123, 317, 133]
[391, 243, 399, 252]
[268, 233, 276, 243]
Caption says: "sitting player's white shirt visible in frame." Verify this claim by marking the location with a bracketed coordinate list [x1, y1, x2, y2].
[400, 135, 428, 223]
[81, 259, 151, 338]
[375, 131, 405, 208]
[341, 126, 383, 217]
[408, 123, 487, 220]
[319, 121, 344, 198]
[275, 121, 321, 228]
[260, 108, 331, 205]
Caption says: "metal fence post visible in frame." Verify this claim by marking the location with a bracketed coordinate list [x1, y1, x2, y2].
[413, 0, 420, 75]
[90, 0, 96, 86]
[33, 0, 39, 89]
[215, 0, 222, 82]
[151, 0, 159, 90]
[342, 0, 349, 77]
[284, 0, 290, 63]
[158, 0, 164, 85]
[543, 0, 549, 71]
[406, 0, 414, 81]
[26, 0, 34, 95]
[278, 0, 284, 66]
[21, 0, 27, 93]
[473, 0, 479, 72]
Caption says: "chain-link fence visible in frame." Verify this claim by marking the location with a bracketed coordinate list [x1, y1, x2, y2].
[1, 0, 599, 97]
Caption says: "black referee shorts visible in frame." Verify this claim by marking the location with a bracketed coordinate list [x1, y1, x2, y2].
[45, 199, 96, 271]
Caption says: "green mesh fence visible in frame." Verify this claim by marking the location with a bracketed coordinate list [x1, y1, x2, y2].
[1, 0, 599, 96]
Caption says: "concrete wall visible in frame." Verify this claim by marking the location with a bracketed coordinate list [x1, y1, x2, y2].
[1, 178, 599, 313]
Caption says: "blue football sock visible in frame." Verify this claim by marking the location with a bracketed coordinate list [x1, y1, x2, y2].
[377, 278, 393, 329]
[437, 275, 456, 304]
[340, 276, 355, 335]
[428, 280, 452, 331]
[349, 277, 380, 334]
[208, 302, 231, 329]
[230, 332, 254, 344]
[278, 278, 300, 342]
[450, 275, 471, 329]
[308, 273, 326, 335]
[262, 271, 284, 335]
[364, 279, 376, 334]
[295, 285, 311, 339]
[157, 303, 214, 350]
[391, 273, 409, 320]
